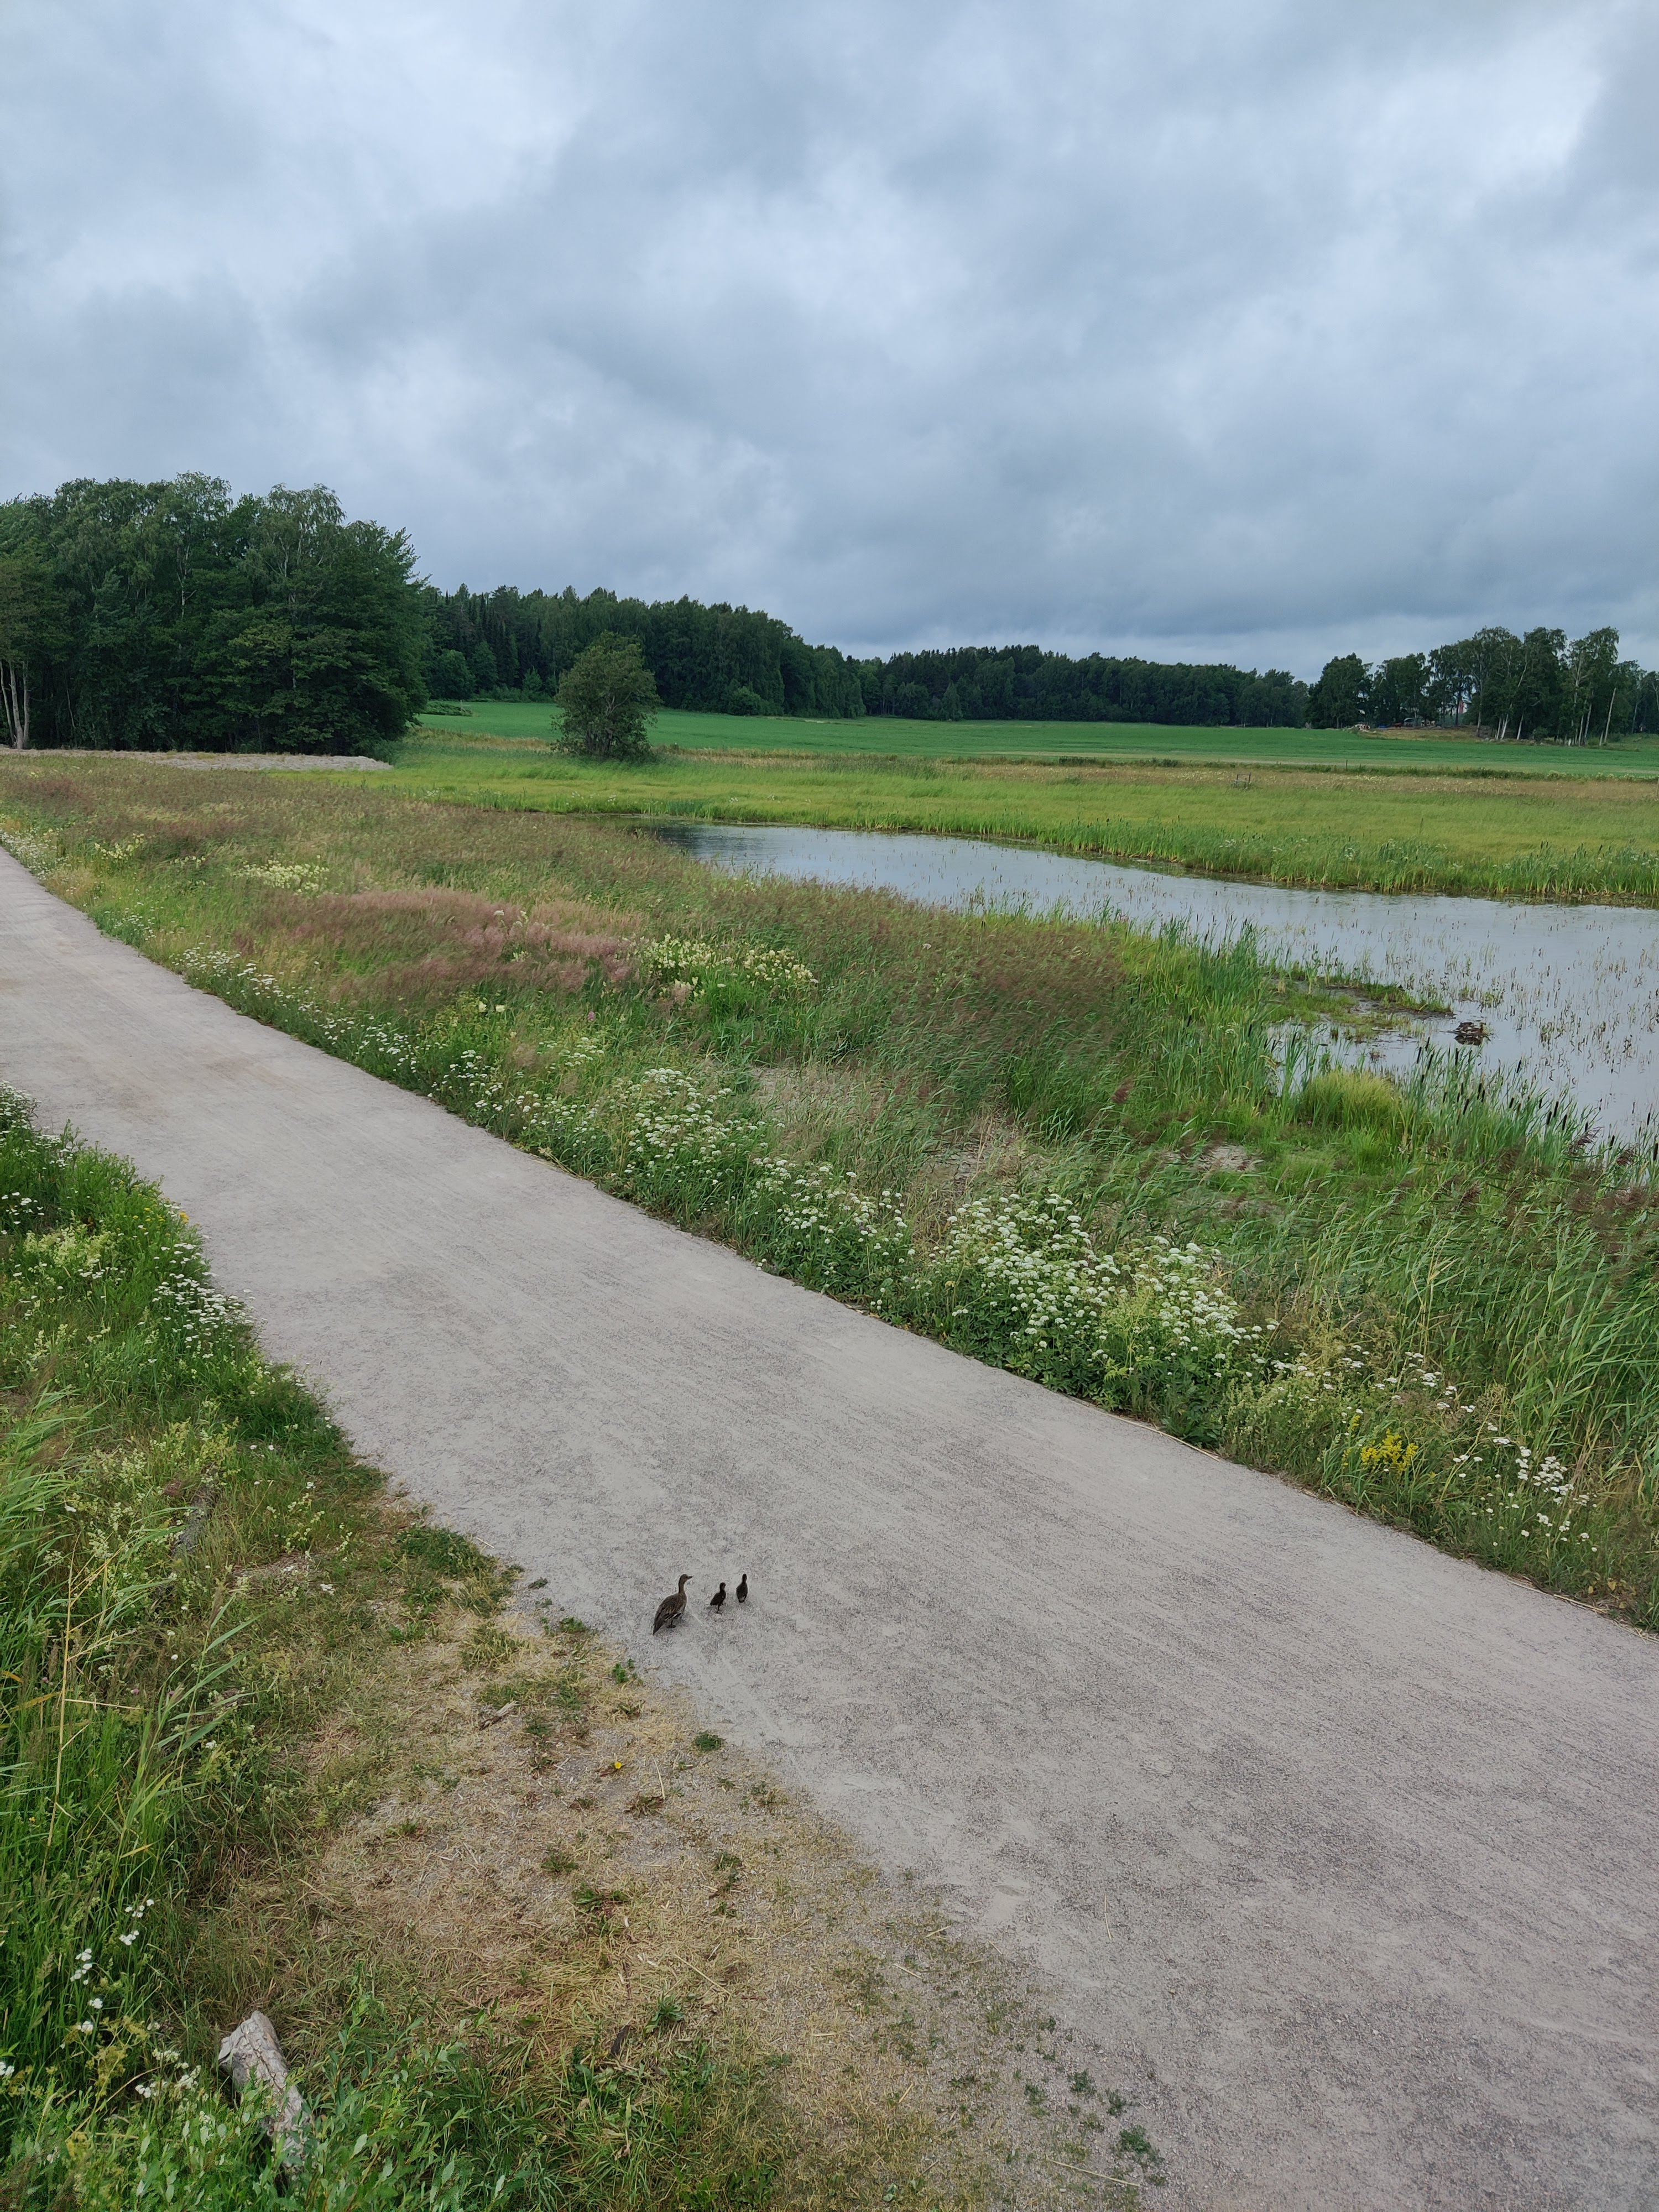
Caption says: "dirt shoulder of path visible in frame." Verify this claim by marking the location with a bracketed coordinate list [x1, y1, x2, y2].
[13, 749, 391, 769]
[199, 1556, 1159, 2210]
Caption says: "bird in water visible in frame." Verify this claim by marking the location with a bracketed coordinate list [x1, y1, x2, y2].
[735, 1573, 748, 1605]
[653, 1574, 691, 1634]
[708, 1580, 727, 1613]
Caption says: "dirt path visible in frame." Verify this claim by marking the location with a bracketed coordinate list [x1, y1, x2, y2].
[14, 749, 391, 769]
[3, 847, 1655, 2211]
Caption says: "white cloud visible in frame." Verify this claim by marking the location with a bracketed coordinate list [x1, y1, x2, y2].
[3, 0, 1655, 673]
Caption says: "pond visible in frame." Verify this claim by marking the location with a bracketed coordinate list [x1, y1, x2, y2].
[653, 822, 1659, 1144]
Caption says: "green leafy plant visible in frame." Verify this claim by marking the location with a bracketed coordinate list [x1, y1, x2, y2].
[551, 634, 659, 761]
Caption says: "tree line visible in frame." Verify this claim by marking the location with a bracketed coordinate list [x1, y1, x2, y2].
[4, 475, 1655, 751]
[425, 582, 867, 719]
[429, 589, 1300, 726]
[438, 589, 1659, 740]
[849, 643, 1302, 726]
[0, 475, 426, 752]
[1307, 628, 1659, 739]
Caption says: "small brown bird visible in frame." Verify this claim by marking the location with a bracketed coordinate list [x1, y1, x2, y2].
[653, 1574, 691, 1634]
[708, 1580, 727, 1612]
[735, 1573, 748, 1605]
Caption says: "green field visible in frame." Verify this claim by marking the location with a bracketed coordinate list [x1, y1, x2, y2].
[425, 698, 1659, 777]
[397, 722, 1659, 902]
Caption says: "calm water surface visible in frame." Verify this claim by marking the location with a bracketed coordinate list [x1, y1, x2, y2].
[655, 822, 1659, 1142]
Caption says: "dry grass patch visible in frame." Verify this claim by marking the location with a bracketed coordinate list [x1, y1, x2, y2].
[750, 1062, 889, 1152]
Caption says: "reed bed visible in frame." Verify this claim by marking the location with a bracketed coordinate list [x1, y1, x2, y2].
[3, 757, 1656, 1629]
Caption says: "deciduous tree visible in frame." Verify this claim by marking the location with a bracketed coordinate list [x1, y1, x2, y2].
[0, 554, 67, 748]
[0, 476, 426, 752]
[1307, 653, 1369, 728]
[552, 632, 660, 760]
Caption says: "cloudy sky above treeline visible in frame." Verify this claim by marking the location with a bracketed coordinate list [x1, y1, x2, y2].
[3, 1, 1655, 673]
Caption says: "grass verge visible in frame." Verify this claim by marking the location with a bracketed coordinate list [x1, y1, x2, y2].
[2, 755, 1657, 1636]
[0, 1093, 1157, 2208]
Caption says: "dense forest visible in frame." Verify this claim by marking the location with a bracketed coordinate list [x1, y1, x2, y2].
[426, 587, 1302, 726]
[850, 643, 1302, 726]
[424, 582, 867, 719]
[1307, 629, 1659, 740]
[0, 476, 426, 753]
[3, 475, 1655, 751]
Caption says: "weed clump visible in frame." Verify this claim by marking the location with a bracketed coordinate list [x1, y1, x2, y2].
[397, 1524, 491, 1578]
[1296, 1067, 1407, 1132]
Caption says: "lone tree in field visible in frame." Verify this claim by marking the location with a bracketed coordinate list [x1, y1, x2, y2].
[552, 632, 660, 759]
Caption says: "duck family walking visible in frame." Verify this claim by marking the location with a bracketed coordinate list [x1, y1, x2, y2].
[652, 1568, 750, 1631]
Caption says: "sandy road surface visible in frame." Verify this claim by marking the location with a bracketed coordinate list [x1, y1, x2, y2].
[2, 848, 1655, 2210]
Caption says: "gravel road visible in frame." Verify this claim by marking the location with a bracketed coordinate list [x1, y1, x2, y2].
[2, 848, 1655, 2211]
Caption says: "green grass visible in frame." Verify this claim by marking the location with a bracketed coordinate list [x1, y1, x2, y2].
[393, 723, 1659, 904]
[429, 700, 1659, 777]
[3, 755, 1656, 1633]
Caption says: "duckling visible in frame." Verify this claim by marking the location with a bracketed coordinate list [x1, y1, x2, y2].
[653, 1574, 691, 1634]
[735, 1573, 749, 1605]
[708, 1580, 728, 1613]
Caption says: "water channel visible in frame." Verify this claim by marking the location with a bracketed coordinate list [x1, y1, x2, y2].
[654, 822, 1659, 1144]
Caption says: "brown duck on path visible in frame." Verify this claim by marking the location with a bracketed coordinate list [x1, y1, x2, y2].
[653, 1574, 691, 1634]
[708, 1581, 727, 1613]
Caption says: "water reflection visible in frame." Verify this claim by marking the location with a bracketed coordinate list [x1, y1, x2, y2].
[654, 822, 1659, 1141]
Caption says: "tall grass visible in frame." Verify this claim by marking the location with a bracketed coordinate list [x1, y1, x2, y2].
[3, 760, 1657, 1627]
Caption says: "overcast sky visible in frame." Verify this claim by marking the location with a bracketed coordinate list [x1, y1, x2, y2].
[2, 1, 1655, 674]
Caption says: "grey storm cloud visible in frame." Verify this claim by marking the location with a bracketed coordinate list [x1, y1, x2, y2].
[2, 0, 1656, 673]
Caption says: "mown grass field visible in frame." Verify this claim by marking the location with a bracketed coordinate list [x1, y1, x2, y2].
[1, 1098, 1143, 2209]
[399, 723, 1659, 902]
[3, 753, 1656, 1637]
[426, 700, 1659, 778]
